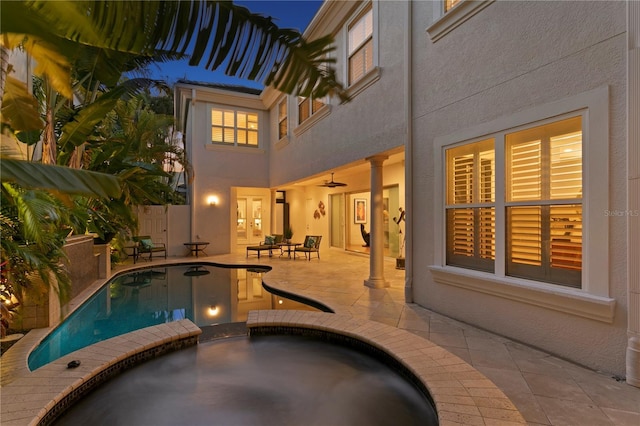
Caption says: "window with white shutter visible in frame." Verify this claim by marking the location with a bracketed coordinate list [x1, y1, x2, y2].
[348, 6, 374, 86]
[298, 96, 325, 125]
[445, 116, 583, 288]
[446, 138, 495, 272]
[211, 108, 259, 147]
[278, 99, 288, 140]
[505, 116, 582, 287]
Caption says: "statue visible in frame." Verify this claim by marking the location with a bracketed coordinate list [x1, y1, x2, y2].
[360, 223, 370, 247]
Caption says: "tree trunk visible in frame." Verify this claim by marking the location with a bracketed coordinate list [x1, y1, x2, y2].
[0, 45, 9, 111]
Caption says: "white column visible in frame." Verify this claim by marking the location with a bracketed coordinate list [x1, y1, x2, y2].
[627, 0, 640, 388]
[365, 154, 389, 288]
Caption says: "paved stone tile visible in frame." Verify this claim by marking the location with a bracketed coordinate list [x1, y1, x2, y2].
[535, 395, 615, 426]
[523, 371, 594, 404]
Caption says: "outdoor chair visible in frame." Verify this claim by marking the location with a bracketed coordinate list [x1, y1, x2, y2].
[246, 234, 283, 258]
[294, 235, 322, 260]
[132, 236, 167, 261]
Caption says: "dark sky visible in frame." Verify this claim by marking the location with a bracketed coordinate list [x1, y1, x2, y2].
[149, 1, 324, 87]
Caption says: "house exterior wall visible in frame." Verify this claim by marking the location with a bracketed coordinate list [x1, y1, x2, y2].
[175, 0, 634, 379]
[176, 85, 271, 254]
[411, 0, 629, 376]
[267, 0, 407, 188]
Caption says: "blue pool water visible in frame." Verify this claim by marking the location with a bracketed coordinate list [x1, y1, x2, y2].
[28, 263, 319, 370]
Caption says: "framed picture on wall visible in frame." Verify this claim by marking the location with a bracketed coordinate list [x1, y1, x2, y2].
[354, 198, 367, 224]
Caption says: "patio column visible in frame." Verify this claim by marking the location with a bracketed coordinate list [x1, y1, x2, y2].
[365, 154, 389, 289]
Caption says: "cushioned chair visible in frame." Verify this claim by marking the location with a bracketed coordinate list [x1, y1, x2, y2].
[132, 236, 167, 261]
[246, 234, 283, 258]
[294, 235, 322, 260]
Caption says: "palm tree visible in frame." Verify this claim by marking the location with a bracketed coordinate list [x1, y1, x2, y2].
[0, 0, 346, 108]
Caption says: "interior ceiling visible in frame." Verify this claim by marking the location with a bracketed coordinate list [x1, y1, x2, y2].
[284, 150, 405, 189]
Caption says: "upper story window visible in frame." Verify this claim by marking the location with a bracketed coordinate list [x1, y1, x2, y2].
[427, 0, 495, 42]
[348, 5, 373, 85]
[278, 99, 288, 139]
[211, 108, 259, 147]
[298, 96, 325, 125]
[445, 0, 462, 12]
[445, 116, 583, 288]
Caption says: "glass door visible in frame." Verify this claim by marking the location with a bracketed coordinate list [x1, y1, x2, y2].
[236, 199, 247, 242]
[250, 198, 263, 244]
[237, 197, 264, 244]
[330, 193, 344, 248]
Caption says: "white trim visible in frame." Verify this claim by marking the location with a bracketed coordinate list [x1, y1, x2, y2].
[344, 1, 378, 93]
[433, 87, 610, 304]
[293, 104, 331, 137]
[346, 66, 381, 99]
[426, 0, 495, 43]
[429, 266, 615, 323]
[275, 136, 290, 151]
[208, 105, 263, 149]
[205, 144, 265, 154]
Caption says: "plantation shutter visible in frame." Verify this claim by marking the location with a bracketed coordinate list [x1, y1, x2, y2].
[446, 139, 495, 272]
[506, 117, 582, 287]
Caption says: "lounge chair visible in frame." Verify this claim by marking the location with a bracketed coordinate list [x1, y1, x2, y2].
[294, 235, 322, 260]
[246, 234, 283, 258]
[132, 236, 167, 261]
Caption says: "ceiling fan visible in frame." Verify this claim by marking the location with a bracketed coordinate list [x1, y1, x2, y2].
[318, 173, 347, 188]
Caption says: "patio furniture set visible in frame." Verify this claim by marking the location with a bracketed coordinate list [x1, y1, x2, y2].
[246, 235, 322, 260]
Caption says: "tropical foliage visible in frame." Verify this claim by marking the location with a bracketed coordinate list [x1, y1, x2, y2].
[0, 0, 345, 334]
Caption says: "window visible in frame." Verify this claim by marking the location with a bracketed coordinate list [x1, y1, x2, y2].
[278, 99, 288, 140]
[445, 116, 583, 288]
[211, 108, 259, 147]
[446, 138, 495, 273]
[427, 1, 495, 42]
[348, 6, 373, 85]
[445, 0, 462, 12]
[298, 96, 325, 125]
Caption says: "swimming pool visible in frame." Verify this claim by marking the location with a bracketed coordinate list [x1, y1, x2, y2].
[28, 263, 325, 371]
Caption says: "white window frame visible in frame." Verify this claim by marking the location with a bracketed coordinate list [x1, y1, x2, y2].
[426, 0, 495, 43]
[344, 1, 380, 98]
[210, 107, 260, 148]
[277, 98, 288, 141]
[430, 87, 615, 323]
[293, 95, 330, 137]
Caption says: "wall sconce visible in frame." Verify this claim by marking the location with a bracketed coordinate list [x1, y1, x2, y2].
[207, 195, 219, 206]
[207, 304, 219, 316]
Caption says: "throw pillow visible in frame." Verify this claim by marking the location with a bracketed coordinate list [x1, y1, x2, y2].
[305, 237, 316, 248]
[265, 236, 275, 245]
[140, 238, 154, 249]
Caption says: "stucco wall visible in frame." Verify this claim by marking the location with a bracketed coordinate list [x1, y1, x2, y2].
[269, 0, 407, 188]
[187, 97, 270, 254]
[410, 1, 628, 376]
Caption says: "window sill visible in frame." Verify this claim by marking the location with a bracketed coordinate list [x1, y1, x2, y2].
[293, 104, 331, 137]
[428, 265, 615, 323]
[346, 66, 381, 99]
[275, 136, 289, 150]
[205, 144, 265, 154]
[426, 0, 495, 43]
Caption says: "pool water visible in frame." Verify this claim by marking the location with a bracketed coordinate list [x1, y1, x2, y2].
[28, 264, 320, 371]
[53, 335, 439, 425]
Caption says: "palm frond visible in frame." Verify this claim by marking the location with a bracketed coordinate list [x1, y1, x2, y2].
[1, 76, 43, 132]
[57, 78, 167, 157]
[0, 159, 121, 198]
[3, 1, 347, 101]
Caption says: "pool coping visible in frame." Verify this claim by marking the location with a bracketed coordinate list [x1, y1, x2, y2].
[247, 310, 526, 426]
[1, 260, 527, 425]
[0, 320, 201, 426]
